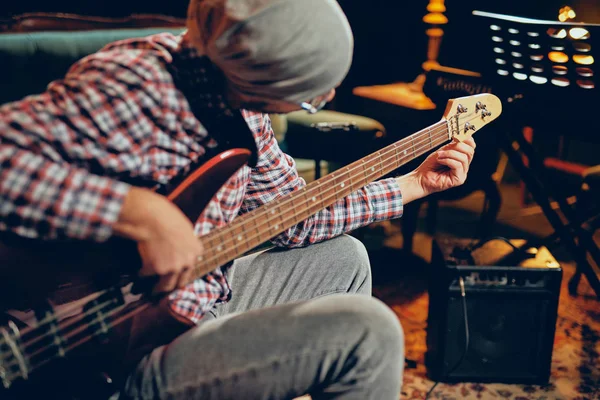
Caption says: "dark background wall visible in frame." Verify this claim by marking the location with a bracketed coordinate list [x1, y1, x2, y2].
[2, 1, 597, 85]
[1, 0, 598, 113]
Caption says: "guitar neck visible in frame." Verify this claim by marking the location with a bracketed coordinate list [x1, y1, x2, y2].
[193, 119, 450, 276]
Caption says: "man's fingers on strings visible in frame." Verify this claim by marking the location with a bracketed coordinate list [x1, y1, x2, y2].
[437, 157, 466, 180]
[453, 142, 476, 163]
[438, 149, 469, 171]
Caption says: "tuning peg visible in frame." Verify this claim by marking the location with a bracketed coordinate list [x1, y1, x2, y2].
[476, 101, 487, 111]
[464, 122, 476, 133]
[457, 104, 468, 113]
[481, 110, 492, 118]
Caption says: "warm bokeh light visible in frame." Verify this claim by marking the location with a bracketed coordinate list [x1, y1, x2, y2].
[423, 13, 448, 24]
[577, 80, 595, 89]
[547, 28, 568, 39]
[558, 6, 577, 22]
[531, 65, 544, 73]
[548, 51, 569, 63]
[553, 65, 568, 75]
[576, 67, 594, 77]
[551, 77, 570, 87]
[569, 28, 590, 40]
[574, 42, 592, 53]
[530, 76, 548, 84]
[426, 0, 446, 13]
[573, 54, 595, 65]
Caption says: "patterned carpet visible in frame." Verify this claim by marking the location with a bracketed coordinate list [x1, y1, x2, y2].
[372, 249, 600, 400]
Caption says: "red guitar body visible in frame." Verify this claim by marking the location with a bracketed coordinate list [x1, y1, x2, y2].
[0, 148, 251, 399]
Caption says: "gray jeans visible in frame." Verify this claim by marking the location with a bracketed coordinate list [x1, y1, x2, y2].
[120, 235, 404, 400]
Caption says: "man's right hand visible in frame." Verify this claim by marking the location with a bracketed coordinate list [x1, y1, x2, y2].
[114, 187, 204, 294]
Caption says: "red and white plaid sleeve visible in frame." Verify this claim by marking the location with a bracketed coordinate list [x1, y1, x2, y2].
[0, 33, 231, 326]
[0, 34, 186, 242]
[0, 121, 131, 242]
[240, 113, 404, 248]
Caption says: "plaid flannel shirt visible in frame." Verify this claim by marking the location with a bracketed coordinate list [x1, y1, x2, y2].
[0, 33, 404, 325]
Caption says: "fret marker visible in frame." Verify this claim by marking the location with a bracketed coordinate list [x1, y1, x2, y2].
[274, 224, 279, 229]
[340, 183, 345, 188]
[312, 197, 316, 202]
[403, 150, 407, 155]
[197, 255, 204, 262]
[371, 167, 375, 172]
[238, 235, 243, 241]
[271, 210, 276, 215]
[217, 245, 222, 251]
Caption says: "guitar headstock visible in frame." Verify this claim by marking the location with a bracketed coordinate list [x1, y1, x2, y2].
[442, 93, 502, 142]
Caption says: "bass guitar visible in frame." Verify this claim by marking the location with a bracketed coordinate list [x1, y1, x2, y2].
[0, 93, 501, 398]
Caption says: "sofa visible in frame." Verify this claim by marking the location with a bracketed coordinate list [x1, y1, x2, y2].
[0, 13, 184, 105]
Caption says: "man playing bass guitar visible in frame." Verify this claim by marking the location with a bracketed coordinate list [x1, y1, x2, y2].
[0, 0, 477, 398]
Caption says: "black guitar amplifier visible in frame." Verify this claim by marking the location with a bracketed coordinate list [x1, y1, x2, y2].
[426, 237, 562, 384]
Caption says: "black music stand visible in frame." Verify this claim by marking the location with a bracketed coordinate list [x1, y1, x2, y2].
[471, 10, 600, 298]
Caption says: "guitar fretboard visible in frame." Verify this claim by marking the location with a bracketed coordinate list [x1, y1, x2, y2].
[194, 119, 449, 275]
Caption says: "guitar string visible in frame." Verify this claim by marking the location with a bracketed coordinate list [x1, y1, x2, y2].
[0, 125, 456, 379]
[0, 122, 456, 369]
[1, 285, 153, 370]
[3, 300, 150, 381]
[1, 117, 447, 343]
[194, 120, 453, 255]
[0, 116, 464, 360]
[197, 108, 488, 264]
[0, 127, 451, 370]
[0, 111, 485, 377]
[0, 114, 468, 362]
[1, 117, 485, 379]
[191, 116, 472, 268]
[193, 133, 451, 269]
[4, 291, 132, 360]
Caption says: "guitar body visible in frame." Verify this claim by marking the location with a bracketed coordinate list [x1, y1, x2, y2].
[2, 297, 192, 400]
[0, 148, 251, 399]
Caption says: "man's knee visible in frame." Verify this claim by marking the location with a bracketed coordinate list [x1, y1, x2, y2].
[327, 235, 371, 293]
[324, 295, 404, 373]
[351, 296, 404, 354]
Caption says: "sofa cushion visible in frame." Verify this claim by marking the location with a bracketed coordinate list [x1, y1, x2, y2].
[0, 27, 184, 104]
